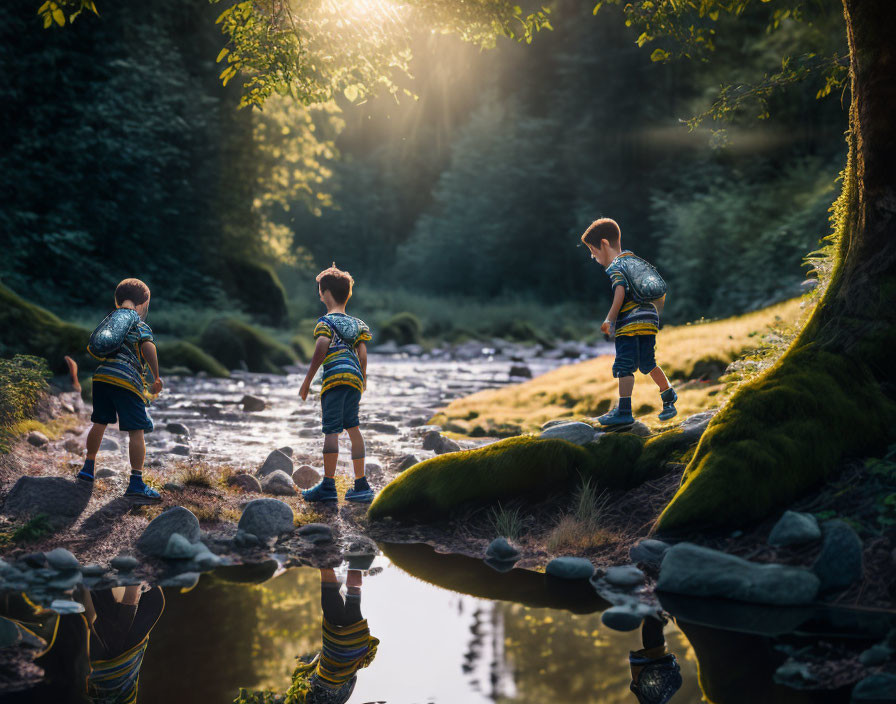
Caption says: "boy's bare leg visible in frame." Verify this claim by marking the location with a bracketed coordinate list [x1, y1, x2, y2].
[128, 430, 146, 474]
[85, 423, 106, 460]
[323, 433, 339, 478]
[64, 355, 81, 393]
[648, 366, 671, 392]
[346, 569, 362, 595]
[618, 375, 635, 398]
[320, 568, 339, 584]
[346, 426, 365, 479]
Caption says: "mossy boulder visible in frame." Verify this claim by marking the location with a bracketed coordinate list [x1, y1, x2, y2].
[220, 258, 288, 327]
[0, 282, 90, 374]
[368, 428, 694, 522]
[198, 318, 296, 374]
[378, 312, 421, 346]
[156, 340, 229, 378]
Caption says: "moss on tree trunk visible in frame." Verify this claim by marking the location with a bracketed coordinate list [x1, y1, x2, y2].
[656, 0, 896, 532]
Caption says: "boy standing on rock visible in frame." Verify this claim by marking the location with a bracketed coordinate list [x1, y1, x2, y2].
[77, 278, 163, 502]
[299, 265, 375, 503]
[581, 219, 678, 426]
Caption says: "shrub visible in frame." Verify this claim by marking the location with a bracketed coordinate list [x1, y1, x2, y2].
[378, 312, 421, 346]
[0, 355, 50, 453]
[489, 503, 526, 539]
[198, 317, 297, 374]
[156, 340, 229, 378]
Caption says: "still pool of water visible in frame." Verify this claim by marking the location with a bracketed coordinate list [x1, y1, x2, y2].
[4, 543, 882, 703]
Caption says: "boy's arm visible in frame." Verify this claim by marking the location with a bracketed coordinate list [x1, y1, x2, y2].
[601, 286, 626, 336]
[141, 340, 163, 395]
[300, 336, 331, 401]
[356, 342, 368, 390]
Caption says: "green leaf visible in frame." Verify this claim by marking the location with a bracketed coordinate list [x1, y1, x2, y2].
[52, 7, 65, 26]
[650, 48, 670, 62]
[216, 47, 229, 63]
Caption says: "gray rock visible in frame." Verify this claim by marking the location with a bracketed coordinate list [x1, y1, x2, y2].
[163, 533, 203, 560]
[509, 364, 532, 379]
[774, 660, 817, 689]
[297, 522, 334, 545]
[45, 548, 79, 572]
[26, 431, 49, 447]
[541, 419, 572, 430]
[136, 506, 201, 557]
[812, 519, 864, 594]
[850, 673, 896, 702]
[278, 446, 294, 457]
[111, 554, 139, 572]
[422, 431, 461, 455]
[99, 437, 120, 452]
[81, 564, 106, 577]
[233, 530, 260, 548]
[166, 422, 191, 437]
[677, 410, 718, 442]
[858, 643, 893, 667]
[408, 416, 428, 427]
[169, 445, 190, 456]
[486, 537, 521, 562]
[163, 482, 184, 492]
[262, 469, 297, 496]
[95, 467, 118, 479]
[238, 498, 295, 541]
[160, 572, 200, 590]
[366, 422, 400, 435]
[604, 565, 645, 588]
[0, 619, 21, 648]
[63, 438, 83, 454]
[768, 510, 821, 547]
[629, 539, 671, 567]
[545, 557, 595, 580]
[3, 476, 92, 524]
[365, 461, 383, 476]
[292, 465, 321, 489]
[657, 543, 820, 605]
[395, 454, 419, 472]
[48, 570, 82, 590]
[241, 394, 266, 412]
[485, 557, 518, 573]
[49, 599, 85, 615]
[345, 536, 378, 570]
[436, 437, 461, 454]
[227, 473, 262, 493]
[539, 422, 598, 446]
[601, 604, 645, 632]
[257, 449, 294, 478]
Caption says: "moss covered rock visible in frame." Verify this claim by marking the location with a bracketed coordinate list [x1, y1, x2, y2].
[156, 340, 229, 378]
[0, 282, 90, 374]
[198, 317, 296, 374]
[220, 258, 288, 327]
[378, 312, 421, 346]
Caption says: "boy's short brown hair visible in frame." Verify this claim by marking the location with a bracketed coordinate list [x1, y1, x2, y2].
[316, 265, 354, 305]
[114, 278, 150, 306]
[580, 218, 621, 249]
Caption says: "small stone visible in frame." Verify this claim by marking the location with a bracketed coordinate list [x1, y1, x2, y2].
[19, 552, 47, 568]
[365, 422, 400, 435]
[257, 449, 294, 478]
[297, 522, 334, 545]
[486, 537, 520, 562]
[166, 422, 191, 437]
[110, 555, 139, 572]
[768, 510, 822, 547]
[99, 437, 120, 452]
[509, 364, 532, 379]
[0, 619, 21, 648]
[365, 461, 383, 476]
[44, 548, 80, 572]
[81, 564, 105, 577]
[95, 467, 118, 479]
[238, 498, 295, 541]
[262, 470, 297, 496]
[48, 570, 82, 590]
[292, 465, 321, 489]
[278, 446, 294, 457]
[546, 557, 595, 580]
[63, 438, 83, 454]
[163, 533, 202, 560]
[49, 599, 85, 615]
[395, 454, 418, 472]
[163, 482, 184, 492]
[233, 530, 259, 548]
[26, 431, 49, 447]
[161, 572, 200, 590]
[241, 394, 266, 412]
[858, 643, 893, 667]
[604, 565, 645, 588]
[677, 410, 718, 442]
[227, 473, 262, 493]
[851, 673, 896, 701]
[136, 506, 201, 557]
[539, 422, 598, 446]
[193, 547, 224, 570]
[3, 476, 92, 524]
[436, 437, 461, 455]
[812, 519, 864, 594]
[408, 416, 428, 427]
[422, 431, 443, 451]
[169, 445, 190, 456]
[601, 605, 644, 632]
[629, 539, 671, 567]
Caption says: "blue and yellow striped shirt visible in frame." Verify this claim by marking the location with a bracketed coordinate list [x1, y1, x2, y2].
[606, 251, 660, 337]
[313, 314, 372, 396]
[91, 318, 154, 402]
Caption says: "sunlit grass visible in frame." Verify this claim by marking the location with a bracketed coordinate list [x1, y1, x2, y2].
[489, 502, 526, 540]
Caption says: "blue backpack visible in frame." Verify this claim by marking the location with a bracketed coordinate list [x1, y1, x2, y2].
[87, 308, 140, 358]
[615, 255, 667, 304]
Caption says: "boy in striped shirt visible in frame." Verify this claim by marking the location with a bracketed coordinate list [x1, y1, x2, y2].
[581, 219, 677, 426]
[78, 278, 163, 502]
[299, 265, 375, 503]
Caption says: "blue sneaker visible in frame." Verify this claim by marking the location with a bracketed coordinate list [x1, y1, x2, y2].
[345, 484, 376, 504]
[659, 388, 678, 421]
[302, 479, 338, 503]
[125, 481, 161, 504]
[598, 405, 635, 426]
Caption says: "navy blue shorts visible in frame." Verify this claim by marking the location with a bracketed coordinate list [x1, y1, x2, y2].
[321, 385, 361, 435]
[90, 380, 153, 432]
[612, 334, 657, 378]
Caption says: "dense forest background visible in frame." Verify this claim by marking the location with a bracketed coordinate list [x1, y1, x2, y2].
[0, 0, 848, 346]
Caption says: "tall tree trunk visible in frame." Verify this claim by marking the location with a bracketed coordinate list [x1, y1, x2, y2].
[655, 0, 896, 532]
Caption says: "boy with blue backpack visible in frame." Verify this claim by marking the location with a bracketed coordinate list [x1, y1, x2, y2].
[581, 219, 677, 426]
[299, 265, 375, 504]
[78, 278, 163, 502]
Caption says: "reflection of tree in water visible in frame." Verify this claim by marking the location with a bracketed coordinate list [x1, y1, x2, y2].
[462, 603, 515, 701]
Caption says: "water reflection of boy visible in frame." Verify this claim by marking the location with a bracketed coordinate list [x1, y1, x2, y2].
[289, 569, 379, 704]
[628, 616, 682, 704]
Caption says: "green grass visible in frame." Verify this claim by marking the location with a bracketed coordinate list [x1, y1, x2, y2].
[489, 503, 526, 539]
[0, 355, 50, 453]
[156, 340, 230, 378]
